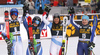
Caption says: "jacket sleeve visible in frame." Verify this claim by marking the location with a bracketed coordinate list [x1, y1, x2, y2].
[23, 17, 29, 33]
[70, 14, 80, 31]
[42, 12, 52, 29]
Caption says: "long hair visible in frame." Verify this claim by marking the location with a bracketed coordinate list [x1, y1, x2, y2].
[52, 13, 62, 29]
[52, 18, 61, 29]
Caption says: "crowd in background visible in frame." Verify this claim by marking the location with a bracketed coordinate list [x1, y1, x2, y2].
[1, 0, 100, 14]
[82, 0, 100, 13]
[22, 0, 66, 14]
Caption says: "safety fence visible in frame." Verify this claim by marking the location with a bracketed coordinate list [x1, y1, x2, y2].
[0, 5, 99, 40]
[0, 5, 23, 17]
[0, 5, 92, 16]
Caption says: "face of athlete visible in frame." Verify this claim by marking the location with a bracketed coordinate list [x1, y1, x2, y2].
[33, 22, 38, 27]
[11, 15, 17, 20]
[29, 0, 32, 2]
[82, 19, 88, 25]
[54, 18, 60, 24]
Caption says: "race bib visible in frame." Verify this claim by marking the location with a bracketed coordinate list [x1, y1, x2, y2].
[82, 33, 86, 39]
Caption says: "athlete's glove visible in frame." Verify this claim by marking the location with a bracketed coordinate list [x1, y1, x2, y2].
[29, 41, 33, 47]
[88, 42, 95, 50]
[5, 38, 13, 55]
[28, 41, 34, 53]
[68, 7, 75, 14]
[44, 5, 51, 13]
[23, 2, 29, 16]
[44, 6, 51, 19]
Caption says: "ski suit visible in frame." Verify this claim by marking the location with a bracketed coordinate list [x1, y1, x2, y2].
[42, 12, 70, 55]
[23, 16, 45, 55]
[2, 17, 23, 55]
[70, 15, 96, 55]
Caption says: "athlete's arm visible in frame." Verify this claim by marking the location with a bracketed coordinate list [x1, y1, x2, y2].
[39, 21, 45, 32]
[70, 14, 80, 31]
[42, 12, 52, 29]
[18, 13, 29, 23]
[23, 17, 29, 32]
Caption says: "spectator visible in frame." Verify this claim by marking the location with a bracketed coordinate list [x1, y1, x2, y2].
[84, 5, 91, 13]
[53, 0, 59, 7]
[65, 1, 68, 6]
[21, 0, 25, 4]
[35, 0, 45, 14]
[73, 3, 77, 6]
[77, 3, 81, 7]
[16, 0, 21, 4]
[44, 0, 51, 6]
[25, 0, 35, 14]
[66, 0, 73, 6]
[32, 0, 36, 2]
[90, 0, 96, 13]
[63, 0, 66, 6]
[58, 0, 65, 6]
[97, 0, 100, 13]
[50, 0, 54, 7]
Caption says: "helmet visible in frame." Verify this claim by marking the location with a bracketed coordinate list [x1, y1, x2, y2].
[32, 16, 41, 26]
[10, 8, 18, 17]
[53, 13, 60, 19]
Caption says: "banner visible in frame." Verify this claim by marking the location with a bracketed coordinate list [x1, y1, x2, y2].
[7, 0, 14, 4]
[84, 0, 91, 3]
[41, 29, 47, 37]
[0, 24, 3, 40]
[41, 24, 47, 38]
[0, 32, 3, 40]
[66, 20, 100, 37]
[60, 14, 100, 37]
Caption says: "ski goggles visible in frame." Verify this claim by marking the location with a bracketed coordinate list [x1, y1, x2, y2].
[11, 12, 18, 16]
[34, 20, 40, 25]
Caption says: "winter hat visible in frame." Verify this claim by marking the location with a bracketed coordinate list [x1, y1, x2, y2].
[82, 15, 89, 21]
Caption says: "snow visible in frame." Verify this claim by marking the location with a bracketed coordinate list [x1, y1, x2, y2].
[0, 23, 100, 55]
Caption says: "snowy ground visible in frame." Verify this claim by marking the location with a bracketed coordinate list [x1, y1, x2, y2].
[0, 23, 100, 55]
[0, 36, 100, 55]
